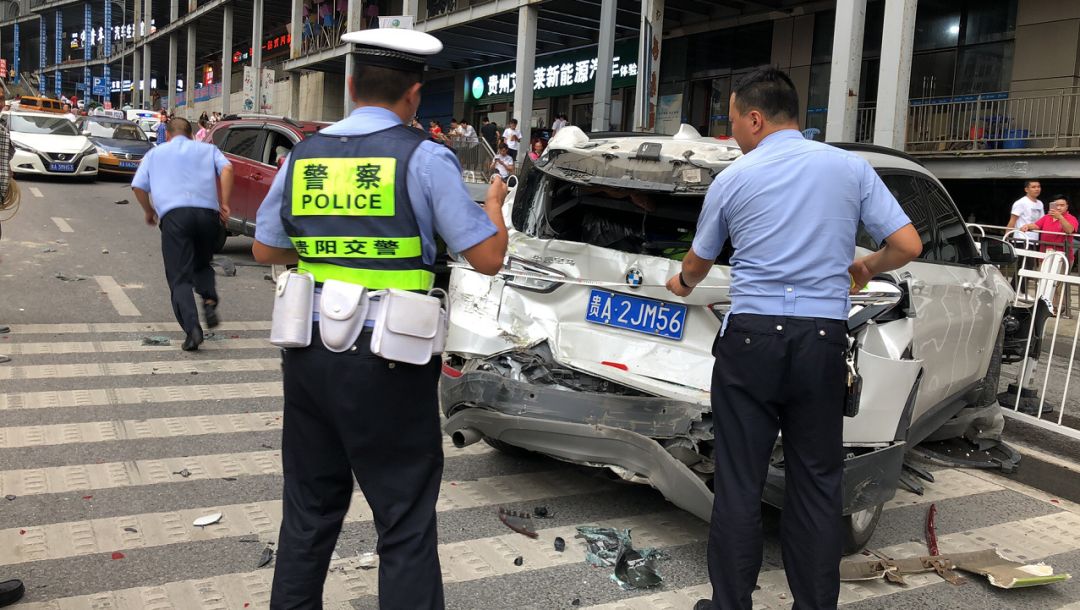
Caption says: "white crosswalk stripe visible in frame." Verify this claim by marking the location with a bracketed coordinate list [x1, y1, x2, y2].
[4, 321, 1078, 609]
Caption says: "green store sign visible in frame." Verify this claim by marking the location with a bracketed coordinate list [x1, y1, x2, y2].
[469, 39, 640, 102]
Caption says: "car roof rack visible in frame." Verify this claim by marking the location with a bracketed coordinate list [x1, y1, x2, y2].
[829, 142, 925, 167]
[221, 113, 302, 128]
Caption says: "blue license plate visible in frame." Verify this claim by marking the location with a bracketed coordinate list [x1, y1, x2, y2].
[585, 288, 687, 341]
[48, 162, 75, 173]
[119, 160, 139, 169]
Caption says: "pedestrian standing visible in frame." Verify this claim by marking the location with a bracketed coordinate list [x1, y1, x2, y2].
[665, 67, 921, 610]
[502, 118, 522, 160]
[156, 112, 168, 144]
[252, 28, 509, 609]
[1007, 179, 1044, 247]
[480, 115, 498, 149]
[131, 117, 233, 351]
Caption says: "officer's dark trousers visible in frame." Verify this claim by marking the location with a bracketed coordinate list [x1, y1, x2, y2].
[708, 314, 847, 610]
[159, 208, 219, 336]
[270, 326, 444, 610]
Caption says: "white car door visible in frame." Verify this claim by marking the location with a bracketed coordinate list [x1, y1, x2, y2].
[919, 176, 999, 389]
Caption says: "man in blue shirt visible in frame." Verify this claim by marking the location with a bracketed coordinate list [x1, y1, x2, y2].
[252, 28, 507, 610]
[132, 117, 233, 351]
[666, 68, 921, 610]
[155, 112, 167, 144]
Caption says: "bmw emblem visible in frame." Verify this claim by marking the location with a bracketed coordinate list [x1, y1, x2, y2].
[625, 267, 643, 288]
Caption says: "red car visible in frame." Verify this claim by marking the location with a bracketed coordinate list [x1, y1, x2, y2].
[207, 115, 329, 242]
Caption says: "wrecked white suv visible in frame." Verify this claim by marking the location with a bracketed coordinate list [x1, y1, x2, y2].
[440, 126, 1017, 551]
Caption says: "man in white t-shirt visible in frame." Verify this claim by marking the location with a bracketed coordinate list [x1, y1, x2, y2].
[461, 120, 477, 140]
[551, 114, 566, 134]
[1007, 180, 1044, 243]
[502, 118, 522, 161]
[490, 143, 514, 180]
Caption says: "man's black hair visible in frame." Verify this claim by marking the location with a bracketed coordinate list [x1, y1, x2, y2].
[1050, 194, 1070, 206]
[731, 66, 799, 123]
[1024, 179, 1041, 188]
[167, 117, 192, 137]
[352, 63, 423, 105]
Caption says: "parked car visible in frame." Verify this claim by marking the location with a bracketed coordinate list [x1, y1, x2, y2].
[439, 126, 1018, 553]
[206, 114, 329, 240]
[2, 110, 98, 177]
[12, 96, 65, 114]
[124, 109, 162, 142]
[76, 112, 154, 176]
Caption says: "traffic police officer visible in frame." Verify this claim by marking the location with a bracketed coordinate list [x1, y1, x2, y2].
[665, 67, 922, 610]
[252, 28, 509, 609]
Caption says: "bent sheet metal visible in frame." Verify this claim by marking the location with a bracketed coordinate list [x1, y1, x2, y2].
[840, 548, 1071, 589]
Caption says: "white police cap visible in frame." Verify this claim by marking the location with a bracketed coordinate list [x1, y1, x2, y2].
[341, 28, 443, 72]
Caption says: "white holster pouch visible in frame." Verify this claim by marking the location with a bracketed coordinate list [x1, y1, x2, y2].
[370, 288, 448, 365]
[270, 270, 315, 348]
[318, 279, 370, 352]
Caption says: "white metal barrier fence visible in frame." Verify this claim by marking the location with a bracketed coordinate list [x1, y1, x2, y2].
[968, 223, 1080, 440]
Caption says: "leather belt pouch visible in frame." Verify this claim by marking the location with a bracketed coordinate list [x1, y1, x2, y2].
[270, 270, 315, 348]
[370, 289, 442, 365]
[318, 279, 370, 353]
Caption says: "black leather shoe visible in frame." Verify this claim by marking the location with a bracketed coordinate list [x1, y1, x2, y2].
[204, 301, 220, 329]
[0, 579, 25, 607]
[693, 600, 713, 610]
[182, 328, 204, 352]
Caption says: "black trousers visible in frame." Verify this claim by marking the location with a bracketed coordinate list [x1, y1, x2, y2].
[159, 208, 219, 336]
[708, 314, 847, 610]
[270, 326, 445, 610]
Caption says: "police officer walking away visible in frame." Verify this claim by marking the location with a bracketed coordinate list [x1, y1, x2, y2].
[252, 28, 509, 609]
[665, 67, 922, 610]
[131, 117, 233, 351]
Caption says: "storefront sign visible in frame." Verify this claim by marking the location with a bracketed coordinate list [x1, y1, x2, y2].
[233, 32, 292, 64]
[468, 39, 639, 102]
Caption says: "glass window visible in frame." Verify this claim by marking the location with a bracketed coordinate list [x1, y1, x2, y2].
[222, 128, 263, 160]
[964, 0, 1017, 45]
[86, 120, 145, 140]
[910, 50, 956, 99]
[211, 126, 228, 146]
[264, 131, 294, 166]
[811, 11, 835, 65]
[8, 113, 78, 135]
[955, 42, 1012, 95]
[882, 173, 934, 259]
[733, 22, 773, 70]
[921, 178, 979, 264]
[863, 0, 885, 56]
[807, 63, 831, 110]
[913, 0, 961, 51]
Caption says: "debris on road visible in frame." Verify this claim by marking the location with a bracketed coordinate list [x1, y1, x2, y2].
[41, 247, 56, 253]
[111, 552, 125, 560]
[533, 506, 552, 518]
[257, 546, 274, 568]
[173, 469, 191, 478]
[114, 199, 129, 205]
[193, 512, 223, 527]
[101, 249, 109, 254]
[141, 336, 171, 346]
[498, 508, 538, 538]
[513, 556, 524, 566]
[54, 272, 88, 282]
[576, 526, 665, 591]
[123, 527, 138, 533]
[554, 537, 566, 552]
[357, 552, 378, 570]
[211, 256, 237, 277]
[841, 549, 1071, 589]
[925, 504, 940, 557]
[4, 495, 15, 501]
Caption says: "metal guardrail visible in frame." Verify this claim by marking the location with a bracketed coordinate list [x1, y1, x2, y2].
[449, 135, 496, 184]
[858, 89, 1080, 153]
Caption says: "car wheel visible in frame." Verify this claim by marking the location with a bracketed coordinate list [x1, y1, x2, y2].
[973, 324, 1004, 407]
[843, 502, 883, 554]
[482, 437, 534, 457]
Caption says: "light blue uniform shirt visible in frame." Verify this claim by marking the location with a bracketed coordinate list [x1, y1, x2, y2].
[692, 129, 910, 320]
[255, 106, 496, 263]
[131, 136, 231, 219]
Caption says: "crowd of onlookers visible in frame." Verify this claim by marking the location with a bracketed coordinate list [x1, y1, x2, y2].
[411, 114, 568, 181]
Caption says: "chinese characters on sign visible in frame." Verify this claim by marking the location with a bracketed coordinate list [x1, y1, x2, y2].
[473, 53, 638, 99]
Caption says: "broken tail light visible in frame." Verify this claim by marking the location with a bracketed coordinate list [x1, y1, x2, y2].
[502, 256, 566, 293]
[441, 363, 463, 378]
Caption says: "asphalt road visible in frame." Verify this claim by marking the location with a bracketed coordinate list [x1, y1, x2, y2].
[2, 176, 1080, 609]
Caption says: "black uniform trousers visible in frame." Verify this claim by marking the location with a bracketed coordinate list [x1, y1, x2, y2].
[270, 325, 444, 610]
[708, 314, 847, 610]
[159, 207, 219, 336]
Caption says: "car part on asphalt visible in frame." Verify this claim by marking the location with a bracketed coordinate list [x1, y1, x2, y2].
[533, 505, 552, 518]
[357, 552, 378, 569]
[576, 526, 665, 590]
[54, 272, 88, 282]
[173, 469, 191, 478]
[0, 579, 25, 608]
[513, 556, 524, 566]
[497, 508, 538, 538]
[193, 512, 222, 527]
[925, 503, 940, 557]
[841, 548, 1071, 589]
[141, 336, 171, 346]
[257, 545, 274, 568]
[914, 437, 1023, 473]
[554, 537, 566, 552]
